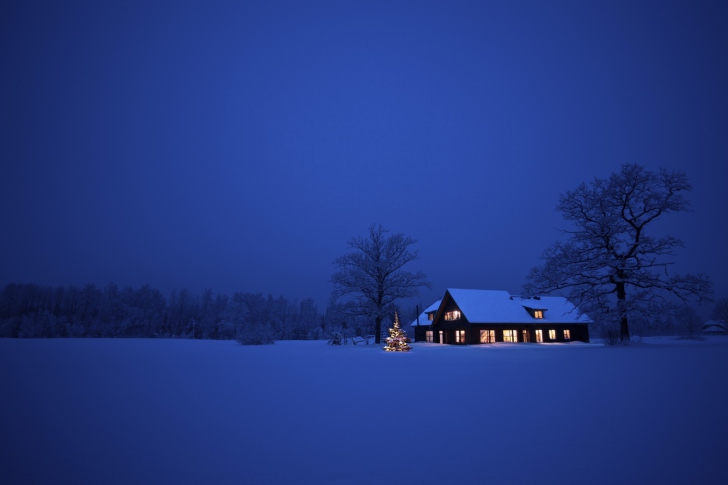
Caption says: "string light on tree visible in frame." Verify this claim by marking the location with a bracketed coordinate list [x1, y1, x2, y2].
[383, 312, 411, 352]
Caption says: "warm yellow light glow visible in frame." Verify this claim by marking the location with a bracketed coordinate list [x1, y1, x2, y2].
[383, 312, 411, 352]
[549, 329, 556, 340]
[564, 329, 571, 340]
[503, 329, 517, 342]
[426, 330, 433, 343]
[455, 330, 465, 343]
[535, 329, 543, 343]
[480, 329, 495, 343]
[444, 310, 461, 321]
[534, 310, 543, 319]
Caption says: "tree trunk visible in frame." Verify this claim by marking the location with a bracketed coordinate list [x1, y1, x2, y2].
[374, 315, 382, 344]
[616, 281, 630, 341]
[375, 288, 385, 344]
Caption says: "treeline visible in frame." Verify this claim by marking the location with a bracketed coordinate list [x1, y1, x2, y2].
[0, 282, 323, 343]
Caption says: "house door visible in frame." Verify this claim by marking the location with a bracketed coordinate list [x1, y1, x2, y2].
[522, 329, 530, 343]
[439, 331, 444, 344]
[535, 330, 543, 343]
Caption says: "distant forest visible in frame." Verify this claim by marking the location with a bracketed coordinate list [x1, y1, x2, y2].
[0, 282, 328, 342]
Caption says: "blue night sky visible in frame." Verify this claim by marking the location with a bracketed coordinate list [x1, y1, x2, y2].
[1, 0, 727, 310]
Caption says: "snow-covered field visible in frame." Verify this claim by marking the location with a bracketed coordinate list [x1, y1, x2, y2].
[1, 337, 727, 485]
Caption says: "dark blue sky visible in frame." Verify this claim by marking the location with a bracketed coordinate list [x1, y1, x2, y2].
[2, 0, 727, 310]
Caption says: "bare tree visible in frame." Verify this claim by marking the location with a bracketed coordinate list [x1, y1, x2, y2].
[331, 224, 430, 344]
[675, 305, 703, 339]
[525, 164, 712, 342]
[712, 298, 728, 324]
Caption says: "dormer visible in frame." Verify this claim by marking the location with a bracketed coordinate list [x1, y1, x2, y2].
[422, 300, 442, 322]
[522, 305, 547, 319]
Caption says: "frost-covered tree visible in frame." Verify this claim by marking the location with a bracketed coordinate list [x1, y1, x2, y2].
[712, 298, 728, 324]
[231, 292, 276, 345]
[331, 224, 430, 344]
[525, 164, 712, 341]
[295, 298, 320, 340]
[0, 281, 321, 342]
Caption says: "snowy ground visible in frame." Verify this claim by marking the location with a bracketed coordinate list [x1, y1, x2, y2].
[1, 337, 727, 485]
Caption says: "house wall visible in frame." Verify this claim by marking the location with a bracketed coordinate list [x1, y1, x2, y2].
[412, 311, 438, 342]
[412, 325, 429, 342]
[470, 324, 590, 344]
[433, 322, 590, 344]
[433, 299, 469, 344]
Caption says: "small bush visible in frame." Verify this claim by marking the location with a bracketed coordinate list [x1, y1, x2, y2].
[601, 325, 622, 346]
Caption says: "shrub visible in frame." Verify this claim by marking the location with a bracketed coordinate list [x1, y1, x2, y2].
[601, 325, 622, 346]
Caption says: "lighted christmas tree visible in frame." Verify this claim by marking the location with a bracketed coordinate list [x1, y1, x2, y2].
[383, 312, 411, 352]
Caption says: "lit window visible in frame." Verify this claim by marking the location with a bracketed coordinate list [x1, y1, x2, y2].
[480, 329, 495, 343]
[549, 329, 556, 340]
[522, 329, 530, 342]
[426, 330, 433, 343]
[428, 313, 434, 321]
[503, 330, 517, 342]
[444, 310, 461, 321]
[455, 330, 465, 343]
[534, 310, 543, 319]
[564, 329, 571, 340]
[535, 330, 543, 343]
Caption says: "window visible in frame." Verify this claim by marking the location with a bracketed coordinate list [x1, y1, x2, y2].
[563, 329, 571, 340]
[426, 330, 433, 343]
[503, 330, 517, 342]
[455, 330, 465, 343]
[428, 313, 434, 321]
[522, 329, 530, 342]
[480, 329, 495, 343]
[549, 329, 556, 340]
[534, 310, 544, 319]
[444, 310, 461, 321]
[535, 329, 543, 343]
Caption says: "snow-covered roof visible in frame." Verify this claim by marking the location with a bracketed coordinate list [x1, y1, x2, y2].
[424, 300, 441, 314]
[411, 300, 441, 327]
[702, 320, 727, 332]
[442, 289, 591, 324]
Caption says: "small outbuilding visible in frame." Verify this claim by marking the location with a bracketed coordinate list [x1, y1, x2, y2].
[702, 320, 728, 335]
[412, 289, 590, 344]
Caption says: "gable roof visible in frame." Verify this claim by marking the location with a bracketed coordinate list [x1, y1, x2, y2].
[410, 300, 441, 327]
[439, 289, 591, 324]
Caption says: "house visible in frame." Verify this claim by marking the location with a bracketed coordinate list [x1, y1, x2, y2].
[702, 320, 728, 335]
[412, 289, 591, 344]
[410, 300, 441, 342]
